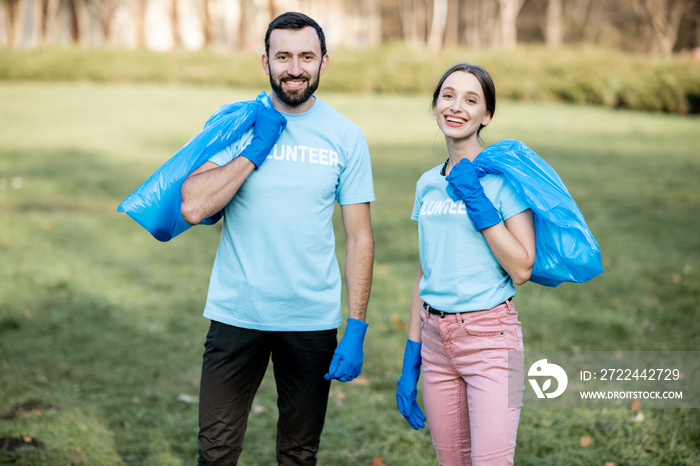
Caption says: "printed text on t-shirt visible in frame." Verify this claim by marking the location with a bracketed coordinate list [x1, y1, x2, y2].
[269, 144, 339, 167]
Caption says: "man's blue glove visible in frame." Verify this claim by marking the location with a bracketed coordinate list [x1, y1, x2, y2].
[396, 339, 426, 430]
[445, 158, 501, 230]
[239, 106, 287, 169]
[324, 318, 368, 382]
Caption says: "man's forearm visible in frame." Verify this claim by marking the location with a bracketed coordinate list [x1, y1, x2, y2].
[344, 232, 374, 321]
[180, 157, 255, 225]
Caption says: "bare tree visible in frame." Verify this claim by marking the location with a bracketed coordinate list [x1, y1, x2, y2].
[545, 0, 562, 48]
[632, 0, 698, 55]
[202, 0, 211, 49]
[136, 0, 146, 48]
[496, 0, 525, 49]
[85, 0, 118, 43]
[43, 0, 60, 44]
[399, 0, 429, 47]
[462, 0, 499, 49]
[170, 0, 180, 48]
[443, 0, 459, 46]
[2, 0, 22, 47]
[427, 0, 448, 48]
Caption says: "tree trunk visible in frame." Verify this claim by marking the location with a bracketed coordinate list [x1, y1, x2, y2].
[171, 0, 180, 48]
[137, 0, 146, 48]
[70, 0, 88, 45]
[427, 0, 448, 49]
[635, 0, 694, 56]
[43, 0, 60, 43]
[545, 0, 562, 48]
[497, 0, 524, 49]
[582, 0, 604, 43]
[202, 0, 211, 49]
[443, 0, 459, 47]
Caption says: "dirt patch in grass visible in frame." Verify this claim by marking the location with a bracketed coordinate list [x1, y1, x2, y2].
[0, 400, 57, 420]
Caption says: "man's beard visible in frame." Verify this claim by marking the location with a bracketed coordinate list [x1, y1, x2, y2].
[269, 67, 321, 108]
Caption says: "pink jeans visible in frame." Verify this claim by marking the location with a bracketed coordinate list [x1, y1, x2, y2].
[420, 299, 525, 466]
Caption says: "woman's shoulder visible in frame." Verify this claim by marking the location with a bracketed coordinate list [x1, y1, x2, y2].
[417, 164, 444, 182]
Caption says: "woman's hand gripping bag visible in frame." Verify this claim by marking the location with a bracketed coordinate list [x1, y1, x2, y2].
[117, 92, 286, 241]
[472, 140, 604, 287]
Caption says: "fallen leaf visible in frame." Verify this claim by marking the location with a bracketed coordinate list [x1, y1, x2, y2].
[350, 376, 369, 386]
[177, 393, 198, 404]
[332, 387, 345, 407]
[580, 436, 592, 448]
[391, 313, 405, 330]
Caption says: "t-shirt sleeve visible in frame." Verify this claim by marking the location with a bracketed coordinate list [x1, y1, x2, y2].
[336, 135, 375, 205]
[411, 182, 422, 221]
[208, 128, 254, 167]
[490, 176, 529, 221]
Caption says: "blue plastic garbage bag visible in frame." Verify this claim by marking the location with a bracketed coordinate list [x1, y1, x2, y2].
[117, 92, 285, 242]
[472, 139, 603, 287]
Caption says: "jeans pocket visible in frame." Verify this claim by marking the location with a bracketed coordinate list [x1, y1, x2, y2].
[461, 319, 505, 338]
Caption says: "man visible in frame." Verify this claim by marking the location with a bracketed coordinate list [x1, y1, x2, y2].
[180, 12, 375, 466]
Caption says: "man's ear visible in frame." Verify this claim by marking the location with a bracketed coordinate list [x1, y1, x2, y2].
[261, 54, 270, 76]
[319, 54, 329, 76]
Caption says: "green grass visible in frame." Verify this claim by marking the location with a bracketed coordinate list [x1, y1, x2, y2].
[1, 82, 699, 465]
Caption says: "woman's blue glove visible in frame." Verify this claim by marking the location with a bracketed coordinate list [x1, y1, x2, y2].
[445, 158, 501, 230]
[239, 106, 287, 169]
[324, 318, 368, 382]
[396, 339, 426, 430]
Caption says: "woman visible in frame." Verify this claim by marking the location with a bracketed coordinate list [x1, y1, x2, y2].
[396, 63, 536, 465]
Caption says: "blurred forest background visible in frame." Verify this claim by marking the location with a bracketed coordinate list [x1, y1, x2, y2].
[2, 1, 700, 465]
[1, 0, 700, 114]
[2, 0, 699, 55]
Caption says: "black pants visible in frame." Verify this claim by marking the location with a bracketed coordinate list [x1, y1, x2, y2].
[198, 321, 337, 465]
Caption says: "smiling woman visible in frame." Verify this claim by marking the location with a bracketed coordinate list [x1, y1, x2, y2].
[397, 63, 536, 465]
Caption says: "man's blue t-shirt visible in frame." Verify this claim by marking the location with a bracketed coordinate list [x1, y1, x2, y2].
[412, 165, 528, 313]
[203, 96, 374, 331]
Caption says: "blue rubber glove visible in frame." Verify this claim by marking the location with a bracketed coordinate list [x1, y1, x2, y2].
[324, 318, 368, 382]
[445, 158, 501, 230]
[239, 106, 287, 169]
[396, 339, 426, 430]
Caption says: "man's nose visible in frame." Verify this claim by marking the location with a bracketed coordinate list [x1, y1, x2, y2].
[288, 58, 303, 77]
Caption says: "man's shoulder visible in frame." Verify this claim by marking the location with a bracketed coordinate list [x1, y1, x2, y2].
[312, 97, 366, 137]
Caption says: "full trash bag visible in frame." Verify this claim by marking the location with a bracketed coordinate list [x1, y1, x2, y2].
[117, 92, 285, 242]
[472, 139, 604, 287]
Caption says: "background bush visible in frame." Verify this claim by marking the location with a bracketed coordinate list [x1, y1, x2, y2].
[1, 45, 699, 114]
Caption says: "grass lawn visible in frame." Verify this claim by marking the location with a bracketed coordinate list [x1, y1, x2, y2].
[0, 82, 699, 465]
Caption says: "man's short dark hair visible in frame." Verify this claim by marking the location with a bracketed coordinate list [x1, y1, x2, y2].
[264, 12, 327, 56]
